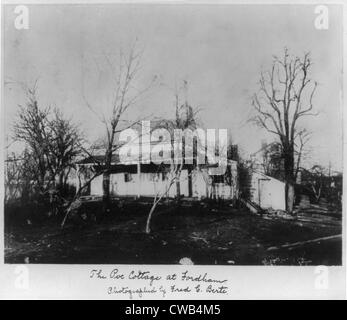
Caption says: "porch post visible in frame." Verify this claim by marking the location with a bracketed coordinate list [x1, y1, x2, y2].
[137, 161, 141, 198]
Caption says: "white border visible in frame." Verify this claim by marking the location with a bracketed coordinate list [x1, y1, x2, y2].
[0, 0, 346, 300]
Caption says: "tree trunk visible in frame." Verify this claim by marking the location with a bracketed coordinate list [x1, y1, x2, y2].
[145, 199, 158, 234]
[286, 182, 295, 213]
[58, 171, 64, 195]
[176, 180, 181, 199]
[283, 144, 295, 214]
[102, 148, 112, 215]
[187, 166, 193, 197]
[102, 171, 110, 212]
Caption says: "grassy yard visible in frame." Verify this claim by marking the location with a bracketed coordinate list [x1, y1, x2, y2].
[4, 201, 342, 265]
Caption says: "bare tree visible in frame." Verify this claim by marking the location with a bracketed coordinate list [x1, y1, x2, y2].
[145, 161, 184, 234]
[144, 157, 203, 234]
[83, 42, 156, 212]
[144, 81, 201, 233]
[252, 48, 318, 213]
[13, 83, 83, 200]
[49, 108, 83, 193]
[14, 84, 51, 194]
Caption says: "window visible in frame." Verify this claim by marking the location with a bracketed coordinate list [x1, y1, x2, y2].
[124, 173, 133, 182]
[162, 171, 168, 181]
[212, 175, 224, 183]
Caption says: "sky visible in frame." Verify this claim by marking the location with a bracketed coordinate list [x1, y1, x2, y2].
[3, 3, 343, 171]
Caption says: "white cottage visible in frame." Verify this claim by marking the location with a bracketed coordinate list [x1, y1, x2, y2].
[76, 154, 238, 201]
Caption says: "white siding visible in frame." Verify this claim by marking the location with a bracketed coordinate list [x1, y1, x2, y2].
[192, 170, 208, 198]
[89, 170, 190, 198]
[88, 164, 238, 201]
[90, 174, 103, 195]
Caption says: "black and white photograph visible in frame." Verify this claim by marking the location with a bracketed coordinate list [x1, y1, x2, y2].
[0, 0, 346, 300]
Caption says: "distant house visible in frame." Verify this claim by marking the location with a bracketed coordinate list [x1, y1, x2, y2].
[242, 141, 286, 211]
[248, 170, 286, 211]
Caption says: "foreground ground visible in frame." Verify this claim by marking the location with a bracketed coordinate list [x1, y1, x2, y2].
[4, 201, 342, 265]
